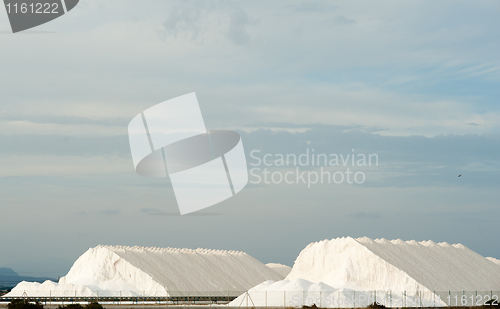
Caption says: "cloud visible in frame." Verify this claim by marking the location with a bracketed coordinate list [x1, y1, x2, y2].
[226, 8, 257, 45]
[0, 134, 129, 156]
[140, 208, 166, 215]
[99, 209, 121, 215]
[0, 154, 130, 177]
[346, 211, 381, 219]
[160, 0, 257, 45]
[289, 1, 338, 13]
[72, 209, 122, 216]
[1, 126, 499, 188]
[329, 16, 355, 25]
[161, 0, 209, 39]
[0, 115, 127, 127]
[0, 2, 498, 137]
[139, 208, 223, 216]
[132, 182, 172, 189]
[240, 127, 500, 188]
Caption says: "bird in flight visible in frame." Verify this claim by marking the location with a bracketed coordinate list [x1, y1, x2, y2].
[458, 174, 462, 177]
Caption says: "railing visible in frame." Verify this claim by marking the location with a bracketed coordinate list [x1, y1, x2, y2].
[0, 290, 498, 307]
[0, 291, 245, 306]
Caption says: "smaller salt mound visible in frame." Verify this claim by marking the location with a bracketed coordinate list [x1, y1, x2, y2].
[487, 257, 500, 266]
[230, 279, 440, 308]
[266, 263, 292, 278]
[7, 281, 94, 297]
[230, 279, 335, 307]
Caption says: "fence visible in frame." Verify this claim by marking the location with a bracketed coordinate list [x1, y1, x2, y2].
[0, 290, 498, 307]
[233, 290, 500, 308]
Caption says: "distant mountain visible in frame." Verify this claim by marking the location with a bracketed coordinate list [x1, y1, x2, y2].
[0, 267, 56, 288]
[0, 268, 18, 276]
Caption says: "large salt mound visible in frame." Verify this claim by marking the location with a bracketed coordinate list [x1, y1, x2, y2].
[266, 263, 292, 278]
[232, 236, 500, 308]
[6, 245, 282, 297]
[287, 236, 500, 292]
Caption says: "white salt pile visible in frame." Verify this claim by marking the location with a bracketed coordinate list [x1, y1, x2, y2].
[6, 281, 94, 297]
[231, 236, 500, 308]
[5, 245, 283, 297]
[287, 236, 500, 291]
[266, 263, 292, 277]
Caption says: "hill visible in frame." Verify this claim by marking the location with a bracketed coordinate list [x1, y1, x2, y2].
[0, 267, 55, 288]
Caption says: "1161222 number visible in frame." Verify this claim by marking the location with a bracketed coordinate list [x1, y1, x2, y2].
[6, 2, 59, 14]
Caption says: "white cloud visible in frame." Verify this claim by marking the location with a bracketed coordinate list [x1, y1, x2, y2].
[0, 0, 499, 137]
[0, 155, 130, 176]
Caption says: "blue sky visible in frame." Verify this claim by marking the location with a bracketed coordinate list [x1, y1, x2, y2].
[0, 0, 499, 278]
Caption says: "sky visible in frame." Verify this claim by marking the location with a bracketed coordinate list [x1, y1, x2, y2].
[0, 0, 499, 278]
